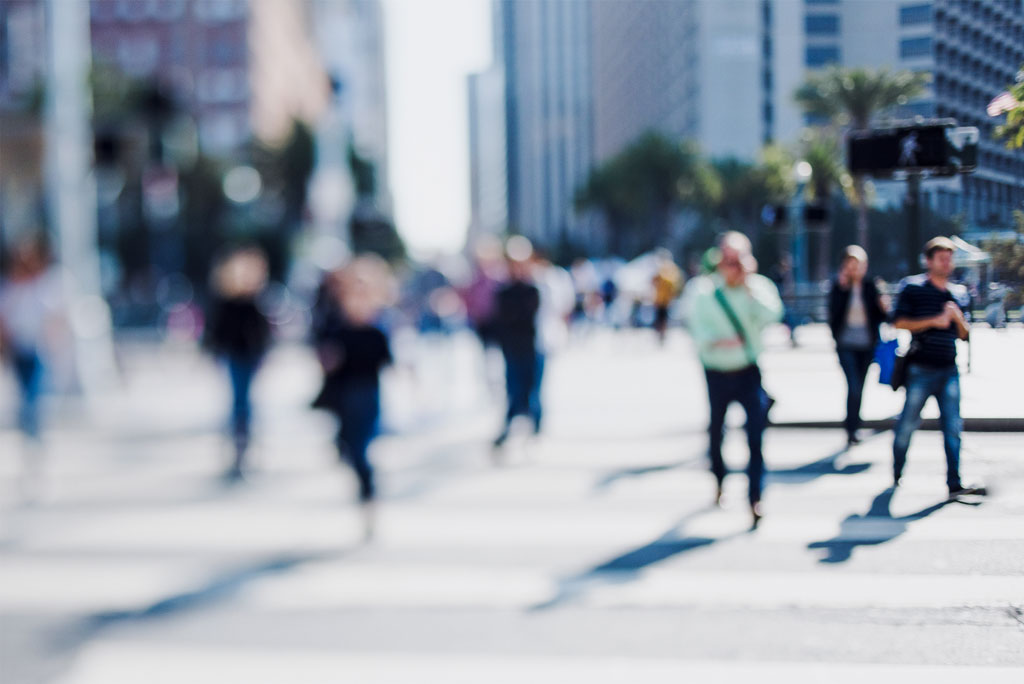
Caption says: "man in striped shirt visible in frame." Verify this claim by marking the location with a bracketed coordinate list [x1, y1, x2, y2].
[891, 237, 982, 498]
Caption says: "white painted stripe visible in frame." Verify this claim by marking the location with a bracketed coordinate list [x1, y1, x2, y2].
[56, 644, 1024, 684]
[0, 559, 211, 612]
[227, 563, 1024, 612]
[22, 506, 1024, 555]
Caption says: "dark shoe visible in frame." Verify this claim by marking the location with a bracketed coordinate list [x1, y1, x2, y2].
[714, 484, 723, 507]
[948, 484, 987, 499]
[750, 502, 763, 530]
[892, 476, 903, 489]
[846, 433, 862, 446]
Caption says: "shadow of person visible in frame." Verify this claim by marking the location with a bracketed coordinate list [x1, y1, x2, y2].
[767, 445, 872, 485]
[807, 487, 971, 564]
[530, 506, 742, 611]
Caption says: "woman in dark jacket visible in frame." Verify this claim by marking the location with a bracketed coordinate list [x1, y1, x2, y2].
[312, 256, 394, 540]
[204, 247, 272, 480]
[828, 246, 889, 445]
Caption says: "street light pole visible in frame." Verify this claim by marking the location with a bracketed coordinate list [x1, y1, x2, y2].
[44, 0, 117, 393]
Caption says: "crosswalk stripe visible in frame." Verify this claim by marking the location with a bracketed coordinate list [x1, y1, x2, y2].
[56, 644, 1024, 684]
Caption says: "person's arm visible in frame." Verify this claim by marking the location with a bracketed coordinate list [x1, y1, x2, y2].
[745, 275, 784, 327]
[891, 281, 950, 333]
[892, 311, 951, 333]
[946, 301, 969, 340]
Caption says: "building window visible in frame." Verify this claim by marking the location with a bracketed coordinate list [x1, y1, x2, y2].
[805, 15, 839, 34]
[806, 45, 840, 67]
[900, 36, 932, 58]
[805, 0, 839, 4]
[900, 4, 933, 25]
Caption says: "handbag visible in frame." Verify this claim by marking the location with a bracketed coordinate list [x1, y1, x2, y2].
[889, 340, 919, 391]
[874, 337, 898, 385]
[713, 288, 776, 421]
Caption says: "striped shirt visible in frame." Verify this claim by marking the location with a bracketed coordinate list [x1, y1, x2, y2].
[893, 274, 968, 368]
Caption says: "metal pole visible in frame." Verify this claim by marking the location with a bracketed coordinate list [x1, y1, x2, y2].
[44, 0, 117, 394]
[906, 172, 922, 273]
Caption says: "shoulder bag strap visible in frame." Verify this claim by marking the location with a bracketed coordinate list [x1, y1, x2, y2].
[713, 288, 755, 366]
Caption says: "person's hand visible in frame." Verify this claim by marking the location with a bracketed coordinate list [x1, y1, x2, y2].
[945, 301, 967, 327]
[933, 307, 953, 329]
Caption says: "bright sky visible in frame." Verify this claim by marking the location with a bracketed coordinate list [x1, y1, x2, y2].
[383, 0, 493, 257]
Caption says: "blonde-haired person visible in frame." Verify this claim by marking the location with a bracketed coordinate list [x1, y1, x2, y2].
[311, 255, 395, 539]
[827, 246, 888, 446]
[203, 247, 272, 481]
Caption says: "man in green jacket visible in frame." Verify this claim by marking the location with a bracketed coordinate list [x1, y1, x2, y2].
[685, 232, 783, 528]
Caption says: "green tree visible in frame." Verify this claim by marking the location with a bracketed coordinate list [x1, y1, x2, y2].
[994, 68, 1024, 150]
[795, 66, 928, 247]
[982, 210, 1024, 310]
[575, 131, 718, 257]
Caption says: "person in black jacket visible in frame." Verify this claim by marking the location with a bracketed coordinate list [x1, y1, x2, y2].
[204, 247, 272, 480]
[827, 246, 888, 445]
[491, 239, 542, 450]
[312, 256, 394, 540]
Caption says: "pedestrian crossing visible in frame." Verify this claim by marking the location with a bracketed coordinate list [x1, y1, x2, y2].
[1, 336, 1023, 682]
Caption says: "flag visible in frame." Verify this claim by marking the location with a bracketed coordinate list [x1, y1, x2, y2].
[987, 91, 1020, 117]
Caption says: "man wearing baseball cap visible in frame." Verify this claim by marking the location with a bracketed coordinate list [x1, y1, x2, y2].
[891, 237, 984, 498]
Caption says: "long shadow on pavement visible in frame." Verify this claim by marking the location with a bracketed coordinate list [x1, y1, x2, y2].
[767, 445, 872, 485]
[530, 507, 743, 611]
[56, 550, 346, 650]
[807, 487, 980, 564]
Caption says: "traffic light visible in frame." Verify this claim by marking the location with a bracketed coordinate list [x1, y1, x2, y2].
[847, 123, 978, 177]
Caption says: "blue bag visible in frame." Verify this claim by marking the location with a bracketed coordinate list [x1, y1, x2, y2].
[874, 338, 898, 385]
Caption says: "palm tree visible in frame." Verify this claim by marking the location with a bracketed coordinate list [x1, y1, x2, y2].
[795, 66, 928, 247]
[575, 132, 718, 256]
[993, 67, 1024, 150]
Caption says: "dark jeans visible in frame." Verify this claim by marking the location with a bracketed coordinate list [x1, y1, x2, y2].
[893, 364, 962, 490]
[227, 355, 260, 444]
[837, 347, 874, 439]
[498, 350, 544, 440]
[336, 384, 380, 502]
[705, 365, 768, 505]
[13, 350, 43, 439]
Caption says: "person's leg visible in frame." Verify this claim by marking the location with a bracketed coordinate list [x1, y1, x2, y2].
[529, 351, 545, 434]
[837, 349, 859, 440]
[736, 367, 767, 507]
[13, 351, 43, 440]
[227, 356, 257, 473]
[892, 366, 931, 485]
[935, 368, 964, 492]
[705, 369, 730, 494]
[338, 387, 379, 503]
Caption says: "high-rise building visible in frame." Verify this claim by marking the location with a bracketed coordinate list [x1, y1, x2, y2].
[499, 0, 594, 251]
[308, 0, 391, 229]
[591, 0, 1023, 229]
[467, 64, 508, 241]
[88, 0, 254, 154]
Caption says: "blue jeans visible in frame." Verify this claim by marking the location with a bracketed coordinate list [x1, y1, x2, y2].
[227, 356, 260, 442]
[837, 348, 873, 439]
[336, 384, 380, 502]
[497, 350, 544, 441]
[892, 364, 962, 490]
[705, 365, 769, 505]
[13, 351, 43, 439]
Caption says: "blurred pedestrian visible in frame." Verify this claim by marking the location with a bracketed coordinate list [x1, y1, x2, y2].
[828, 246, 889, 446]
[891, 237, 982, 498]
[312, 255, 395, 539]
[461, 237, 506, 349]
[685, 232, 783, 528]
[491, 237, 542, 450]
[203, 247, 272, 481]
[651, 249, 684, 345]
[0, 236, 64, 445]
